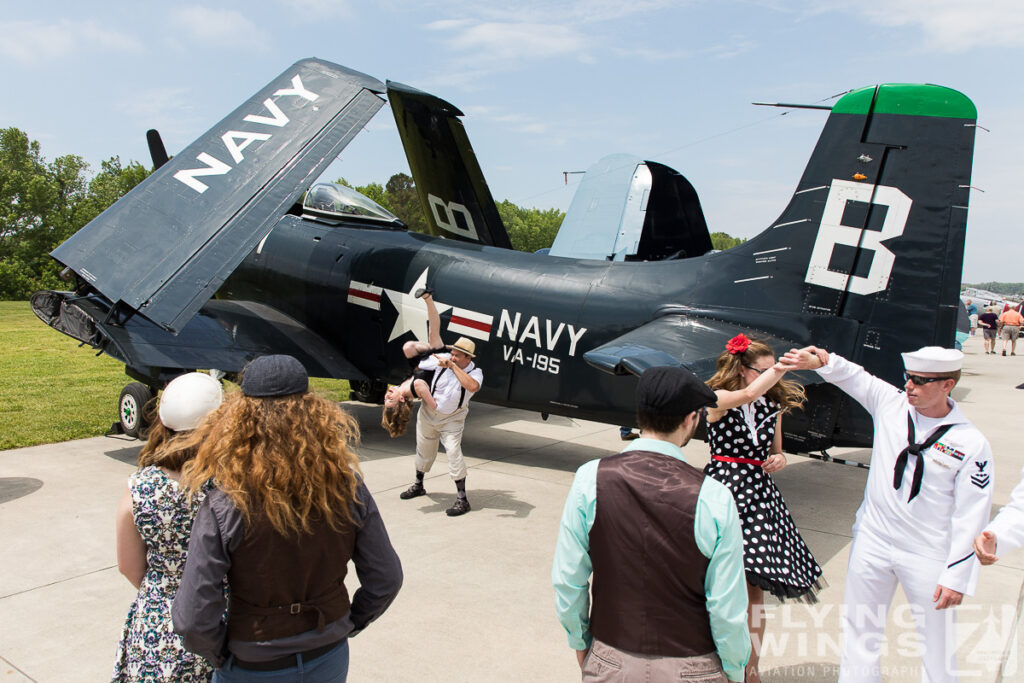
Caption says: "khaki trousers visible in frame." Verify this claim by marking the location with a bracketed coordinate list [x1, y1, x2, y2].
[415, 403, 469, 481]
[582, 640, 728, 682]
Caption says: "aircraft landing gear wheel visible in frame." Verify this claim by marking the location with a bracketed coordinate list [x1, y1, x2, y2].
[350, 379, 387, 404]
[119, 382, 153, 439]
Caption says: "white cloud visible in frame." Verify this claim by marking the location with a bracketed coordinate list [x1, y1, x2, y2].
[819, 0, 1024, 52]
[427, 20, 590, 62]
[0, 20, 141, 66]
[169, 6, 271, 48]
[273, 0, 353, 20]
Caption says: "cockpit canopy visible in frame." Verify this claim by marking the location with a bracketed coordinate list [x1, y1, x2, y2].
[302, 182, 403, 226]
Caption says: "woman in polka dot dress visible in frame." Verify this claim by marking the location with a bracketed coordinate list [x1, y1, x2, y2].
[704, 334, 824, 683]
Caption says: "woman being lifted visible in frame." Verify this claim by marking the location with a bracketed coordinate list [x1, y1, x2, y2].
[703, 334, 824, 683]
[381, 289, 441, 437]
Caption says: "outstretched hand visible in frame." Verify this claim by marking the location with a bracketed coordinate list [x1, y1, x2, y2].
[780, 347, 824, 371]
[974, 531, 999, 566]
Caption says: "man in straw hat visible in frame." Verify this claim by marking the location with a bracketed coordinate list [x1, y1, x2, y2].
[553, 366, 750, 682]
[780, 345, 993, 682]
[399, 336, 484, 516]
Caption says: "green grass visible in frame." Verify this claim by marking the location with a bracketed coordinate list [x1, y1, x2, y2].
[0, 301, 350, 450]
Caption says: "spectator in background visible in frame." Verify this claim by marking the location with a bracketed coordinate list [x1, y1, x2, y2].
[978, 306, 999, 355]
[998, 305, 1023, 356]
[113, 372, 223, 682]
[965, 299, 978, 336]
[173, 355, 402, 681]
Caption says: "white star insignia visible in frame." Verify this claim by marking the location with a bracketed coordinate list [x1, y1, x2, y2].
[383, 268, 451, 342]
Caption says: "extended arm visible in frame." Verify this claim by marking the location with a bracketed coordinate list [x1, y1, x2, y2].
[709, 363, 788, 418]
[781, 346, 901, 415]
[977, 465, 1024, 564]
[115, 484, 147, 589]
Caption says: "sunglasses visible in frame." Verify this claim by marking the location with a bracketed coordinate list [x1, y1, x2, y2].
[743, 364, 771, 375]
[904, 372, 949, 386]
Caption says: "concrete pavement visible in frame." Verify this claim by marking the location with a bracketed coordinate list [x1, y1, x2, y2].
[1, 333, 1022, 682]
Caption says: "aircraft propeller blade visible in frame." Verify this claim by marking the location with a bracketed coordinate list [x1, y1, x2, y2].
[146, 129, 169, 169]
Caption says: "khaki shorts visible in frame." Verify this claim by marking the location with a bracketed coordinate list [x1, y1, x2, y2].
[1002, 325, 1020, 341]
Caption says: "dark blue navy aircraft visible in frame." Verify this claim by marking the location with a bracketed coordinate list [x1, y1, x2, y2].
[32, 59, 977, 454]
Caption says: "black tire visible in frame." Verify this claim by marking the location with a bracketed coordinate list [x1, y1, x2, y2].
[350, 379, 387, 404]
[118, 382, 153, 439]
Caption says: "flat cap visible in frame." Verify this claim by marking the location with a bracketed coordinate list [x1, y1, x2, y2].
[241, 355, 309, 397]
[636, 366, 718, 417]
[901, 346, 963, 373]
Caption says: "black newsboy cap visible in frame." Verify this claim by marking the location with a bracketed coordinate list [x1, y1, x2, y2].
[636, 366, 718, 417]
[241, 355, 309, 397]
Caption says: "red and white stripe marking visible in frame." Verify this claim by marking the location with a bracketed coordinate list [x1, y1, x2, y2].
[448, 307, 493, 341]
[347, 281, 382, 310]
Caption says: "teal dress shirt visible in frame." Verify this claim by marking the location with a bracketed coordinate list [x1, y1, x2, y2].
[552, 438, 750, 682]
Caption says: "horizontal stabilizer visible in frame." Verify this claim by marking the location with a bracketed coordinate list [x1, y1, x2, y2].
[584, 313, 812, 381]
[52, 59, 386, 333]
[31, 291, 367, 382]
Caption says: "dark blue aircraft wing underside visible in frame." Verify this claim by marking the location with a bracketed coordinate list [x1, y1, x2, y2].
[584, 313, 806, 380]
[51, 59, 386, 334]
[30, 291, 366, 382]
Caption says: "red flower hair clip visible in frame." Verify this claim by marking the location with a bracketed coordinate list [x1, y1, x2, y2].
[726, 334, 751, 355]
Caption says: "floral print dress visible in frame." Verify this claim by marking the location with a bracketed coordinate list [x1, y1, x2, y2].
[111, 466, 212, 682]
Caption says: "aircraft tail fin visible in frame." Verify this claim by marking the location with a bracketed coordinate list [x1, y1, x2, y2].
[387, 81, 513, 249]
[698, 84, 977, 386]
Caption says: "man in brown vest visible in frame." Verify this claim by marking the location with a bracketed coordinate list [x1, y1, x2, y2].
[552, 366, 750, 682]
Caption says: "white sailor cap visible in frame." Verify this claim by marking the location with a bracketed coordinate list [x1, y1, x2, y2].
[901, 346, 963, 373]
[159, 372, 223, 432]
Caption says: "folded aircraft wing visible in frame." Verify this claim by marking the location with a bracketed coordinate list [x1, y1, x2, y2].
[584, 309, 833, 381]
[31, 291, 367, 382]
[387, 81, 513, 249]
[51, 58, 386, 333]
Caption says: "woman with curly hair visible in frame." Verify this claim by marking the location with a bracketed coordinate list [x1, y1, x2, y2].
[113, 372, 223, 682]
[381, 289, 440, 437]
[172, 355, 402, 682]
[703, 334, 823, 683]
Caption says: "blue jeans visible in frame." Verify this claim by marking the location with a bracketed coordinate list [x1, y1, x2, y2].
[214, 640, 349, 682]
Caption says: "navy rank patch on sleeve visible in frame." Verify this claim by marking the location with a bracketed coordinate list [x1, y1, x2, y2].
[970, 460, 990, 489]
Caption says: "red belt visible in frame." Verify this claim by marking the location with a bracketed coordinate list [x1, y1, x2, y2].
[712, 455, 764, 466]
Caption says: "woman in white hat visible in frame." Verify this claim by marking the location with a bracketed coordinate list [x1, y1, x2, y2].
[112, 372, 223, 682]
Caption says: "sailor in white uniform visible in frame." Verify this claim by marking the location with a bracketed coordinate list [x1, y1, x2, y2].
[974, 466, 1024, 564]
[781, 345, 993, 683]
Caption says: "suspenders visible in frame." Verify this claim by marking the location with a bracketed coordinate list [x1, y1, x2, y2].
[430, 366, 468, 410]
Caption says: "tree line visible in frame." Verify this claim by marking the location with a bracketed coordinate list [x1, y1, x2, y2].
[0, 127, 747, 299]
[0, 127, 149, 299]
[963, 283, 1024, 297]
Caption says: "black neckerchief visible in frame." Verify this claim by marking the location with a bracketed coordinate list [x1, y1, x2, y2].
[893, 412, 952, 502]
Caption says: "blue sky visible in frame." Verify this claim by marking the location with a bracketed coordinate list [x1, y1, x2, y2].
[1, 1, 1021, 282]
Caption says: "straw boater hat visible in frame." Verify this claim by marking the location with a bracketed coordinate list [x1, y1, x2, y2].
[449, 337, 476, 357]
